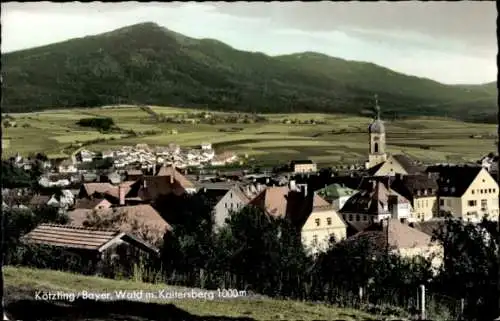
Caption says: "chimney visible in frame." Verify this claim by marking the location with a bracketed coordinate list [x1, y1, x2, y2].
[118, 184, 126, 206]
[302, 184, 308, 197]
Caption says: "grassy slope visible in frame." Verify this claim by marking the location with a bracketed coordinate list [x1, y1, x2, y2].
[1, 22, 496, 121]
[2, 106, 496, 166]
[4, 266, 379, 321]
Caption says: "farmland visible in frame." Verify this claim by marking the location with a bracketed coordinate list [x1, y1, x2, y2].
[4, 266, 380, 321]
[2, 105, 496, 166]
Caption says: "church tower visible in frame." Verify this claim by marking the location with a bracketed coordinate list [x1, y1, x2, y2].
[366, 95, 387, 169]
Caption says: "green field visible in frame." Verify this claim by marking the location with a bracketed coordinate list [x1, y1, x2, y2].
[2, 106, 496, 166]
[4, 266, 378, 321]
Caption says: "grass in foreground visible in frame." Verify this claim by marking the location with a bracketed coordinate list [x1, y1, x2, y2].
[4, 266, 380, 321]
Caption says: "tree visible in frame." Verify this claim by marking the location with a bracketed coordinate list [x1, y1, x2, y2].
[432, 217, 498, 320]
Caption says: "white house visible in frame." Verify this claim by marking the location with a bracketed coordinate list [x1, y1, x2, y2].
[78, 150, 94, 163]
[102, 150, 114, 159]
[201, 143, 212, 151]
[213, 184, 264, 229]
[340, 180, 413, 224]
[58, 159, 78, 174]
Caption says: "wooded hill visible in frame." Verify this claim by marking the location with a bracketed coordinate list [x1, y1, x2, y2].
[1, 22, 496, 122]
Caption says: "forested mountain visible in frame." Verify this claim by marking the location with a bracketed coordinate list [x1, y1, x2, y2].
[1, 22, 496, 122]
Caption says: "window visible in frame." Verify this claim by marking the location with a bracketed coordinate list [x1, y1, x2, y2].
[468, 200, 477, 207]
[439, 199, 444, 206]
[348, 214, 353, 221]
[312, 234, 318, 244]
[481, 199, 487, 208]
[315, 218, 320, 227]
[363, 215, 367, 221]
[374, 143, 379, 153]
[480, 189, 484, 194]
[356, 215, 360, 222]
[472, 190, 475, 195]
[326, 217, 332, 225]
[489, 188, 492, 193]
[225, 203, 228, 208]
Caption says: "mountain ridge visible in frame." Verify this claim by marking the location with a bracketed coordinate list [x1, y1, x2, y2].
[1, 21, 496, 122]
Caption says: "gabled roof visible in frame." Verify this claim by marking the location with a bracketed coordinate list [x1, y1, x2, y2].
[346, 219, 436, 252]
[21, 224, 160, 254]
[340, 180, 409, 216]
[74, 198, 109, 210]
[68, 204, 171, 231]
[156, 165, 194, 188]
[410, 220, 446, 237]
[22, 224, 120, 251]
[367, 162, 385, 176]
[389, 174, 438, 204]
[426, 165, 484, 197]
[249, 186, 290, 218]
[391, 154, 425, 174]
[29, 195, 51, 206]
[82, 183, 115, 196]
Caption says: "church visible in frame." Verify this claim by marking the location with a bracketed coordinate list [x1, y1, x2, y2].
[364, 96, 424, 177]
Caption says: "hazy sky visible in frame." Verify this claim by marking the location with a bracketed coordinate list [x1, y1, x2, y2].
[2, 2, 496, 85]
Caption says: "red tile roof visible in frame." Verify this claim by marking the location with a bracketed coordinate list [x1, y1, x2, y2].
[21, 224, 120, 251]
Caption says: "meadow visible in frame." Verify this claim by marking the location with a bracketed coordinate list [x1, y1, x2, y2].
[2, 105, 496, 166]
[4, 266, 379, 321]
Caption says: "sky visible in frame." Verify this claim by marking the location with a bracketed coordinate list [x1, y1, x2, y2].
[1, 1, 496, 85]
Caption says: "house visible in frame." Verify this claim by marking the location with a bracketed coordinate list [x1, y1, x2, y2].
[340, 179, 413, 224]
[479, 153, 499, 173]
[29, 195, 52, 208]
[81, 172, 99, 183]
[426, 165, 499, 222]
[345, 219, 443, 270]
[213, 183, 265, 229]
[78, 150, 94, 163]
[126, 169, 144, 181]
[389, 174, 438, 222]
[316, 183, 357, 210]
[299, 196, 347, 255]
[57, 159, 78, 173]
[74, 198, 112, 211]
[201, 142, 212, 151]
[102, 150, 115, 159]
[367, 154, 425, 177]
[78, 183, 116, 199]
[38, 176, 71, 188]
[138, 165, 196, 202]
[67, 204, 171, 244]
[21, 224, 160, 270]
[47, 190, 75, 209]
[103, 172, 122, 185]
[211, 152, 238, 166]
[290, 160, 317, 174]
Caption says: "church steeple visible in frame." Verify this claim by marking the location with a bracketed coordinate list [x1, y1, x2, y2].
[374, 94, 381, 120]
[366, 94, 387, 169]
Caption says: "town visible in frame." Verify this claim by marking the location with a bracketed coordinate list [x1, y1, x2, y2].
[3, 102, 499, 319]
[1, 2, 497, 320]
